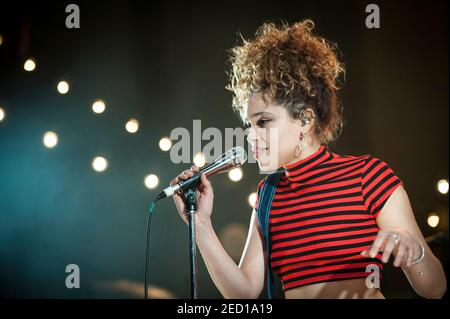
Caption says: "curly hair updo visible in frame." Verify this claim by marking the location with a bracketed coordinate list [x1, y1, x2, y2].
[227, 19, 346, 146]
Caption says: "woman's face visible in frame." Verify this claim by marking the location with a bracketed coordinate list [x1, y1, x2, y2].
[245, 92, 308, 173]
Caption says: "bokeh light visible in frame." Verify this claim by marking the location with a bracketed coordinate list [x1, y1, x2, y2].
[42, 131, 58, 148]
[125, 118, 139, 133]
[92, 156, 108, 172]
[24, 58, 36, 72]
[437, 179, 449, 195]
[92, 100, 106, 114]
[228, 167, 243, 182]
[0, 107, 5, 122]
[248, 192, 257, 208]
[57, 81, 69, 94]
[144, 174, 159, 189]
[193, 152, 206, 167]
[159, 137, 172, 151]
[427, 213, 440, 228]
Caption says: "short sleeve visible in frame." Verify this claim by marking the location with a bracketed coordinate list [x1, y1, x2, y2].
[361, 155, 404, 218]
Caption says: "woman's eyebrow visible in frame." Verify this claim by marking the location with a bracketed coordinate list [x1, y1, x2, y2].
[249, 111, 272, 119]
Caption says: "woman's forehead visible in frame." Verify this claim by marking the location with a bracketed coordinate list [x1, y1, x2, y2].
[245, 93, 273, 115]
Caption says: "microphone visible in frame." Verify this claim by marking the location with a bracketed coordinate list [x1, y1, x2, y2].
[155, 146, 247, 201]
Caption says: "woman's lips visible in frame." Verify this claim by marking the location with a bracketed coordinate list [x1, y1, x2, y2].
[252, 147, 267, 159]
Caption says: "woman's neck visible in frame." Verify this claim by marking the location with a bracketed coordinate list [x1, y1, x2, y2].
[284, 142, 322, 167]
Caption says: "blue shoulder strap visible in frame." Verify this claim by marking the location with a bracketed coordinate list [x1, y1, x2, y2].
[256, 171, 284, 299]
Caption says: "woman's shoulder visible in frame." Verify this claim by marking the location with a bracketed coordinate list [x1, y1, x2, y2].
[331, 150, 391, 174]
[335, 151, 400, 178]
[331, 149, 372, 161]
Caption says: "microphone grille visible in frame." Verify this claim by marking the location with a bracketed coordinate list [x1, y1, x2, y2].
[229, 146, 247, 165]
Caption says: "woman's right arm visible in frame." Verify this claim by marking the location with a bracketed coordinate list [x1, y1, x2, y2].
[171, 166, 265, 299]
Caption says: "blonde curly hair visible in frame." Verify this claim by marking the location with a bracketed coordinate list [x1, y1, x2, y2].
[226, 19, 346, 145]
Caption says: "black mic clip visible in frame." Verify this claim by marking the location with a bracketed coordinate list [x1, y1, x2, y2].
[183, 188, 198, 213]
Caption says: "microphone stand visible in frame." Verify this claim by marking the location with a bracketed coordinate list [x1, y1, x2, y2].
[148, 147, 247, 300]
[183, 187, 199, 299]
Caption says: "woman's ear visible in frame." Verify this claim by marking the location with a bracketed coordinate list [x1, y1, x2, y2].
[299, 108, 316, 132]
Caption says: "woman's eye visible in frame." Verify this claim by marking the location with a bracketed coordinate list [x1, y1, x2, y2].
[256, 119, 270, 127]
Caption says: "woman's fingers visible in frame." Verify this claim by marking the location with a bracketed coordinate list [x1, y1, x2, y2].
[171, 170, 195, 188]
[191, 165, 200, 173]
[406, 241, 414, 267]
[393, 241, 406, 267]
[368, 231, 388, 258]
[180, 170, 194, 179]
[173, 191, 184, 205]
[171, 167, 205, 226]
[381, 236, 397, 263]
[362, 230, 419, 268]
[200, 173, 213, 196]
[170, 176, 179, 185]
[174, 167, 198, 184]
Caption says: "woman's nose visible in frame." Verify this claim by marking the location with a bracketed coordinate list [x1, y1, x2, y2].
[246, 126, 258, 144]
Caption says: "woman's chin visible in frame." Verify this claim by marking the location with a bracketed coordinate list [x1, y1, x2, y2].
[257, 157, 280, 174]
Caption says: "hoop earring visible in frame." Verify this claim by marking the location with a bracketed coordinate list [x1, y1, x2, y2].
[294, 132, 306, 158]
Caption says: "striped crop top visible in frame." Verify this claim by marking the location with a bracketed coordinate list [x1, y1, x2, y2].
[254, 145, 404, 291]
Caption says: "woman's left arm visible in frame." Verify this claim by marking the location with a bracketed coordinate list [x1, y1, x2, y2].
[361, 185, 447, 298]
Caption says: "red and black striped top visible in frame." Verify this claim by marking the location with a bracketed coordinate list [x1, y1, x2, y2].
[255, 145, 404, 291]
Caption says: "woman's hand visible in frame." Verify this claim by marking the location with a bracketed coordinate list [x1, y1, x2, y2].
[361, 228, 422, 268]
[170, 165, 214, 226]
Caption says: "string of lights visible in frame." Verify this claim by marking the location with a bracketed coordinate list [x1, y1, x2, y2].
[0, 35, 261, 209]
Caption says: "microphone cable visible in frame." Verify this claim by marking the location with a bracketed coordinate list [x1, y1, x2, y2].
[144, 200, 157, 299]
[143, 147, 246, 298]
